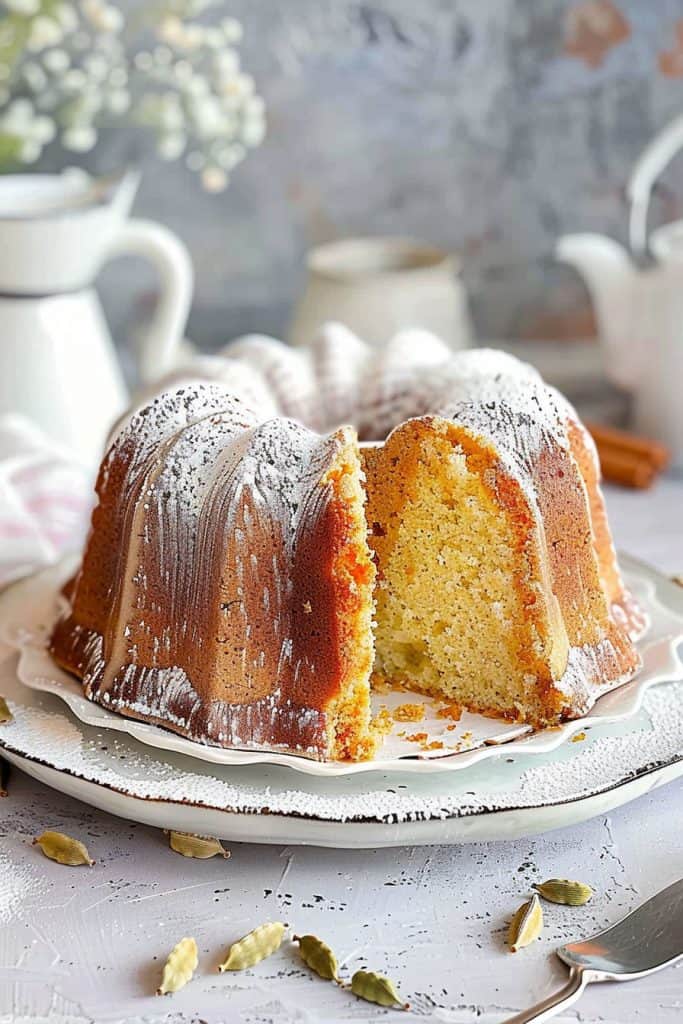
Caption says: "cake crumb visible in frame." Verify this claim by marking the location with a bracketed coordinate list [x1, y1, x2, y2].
[392, 702, 425, 723]
[437, 702, 463, 722]
[405, 732, 429, 743]
[302, 601, 312, 614]
[371, 707, 394, 737]
[571, 731, 586, 743]
[423, 740, 444, 751]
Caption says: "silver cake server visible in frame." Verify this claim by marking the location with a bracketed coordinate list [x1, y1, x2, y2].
[503, 877, 683, 1024]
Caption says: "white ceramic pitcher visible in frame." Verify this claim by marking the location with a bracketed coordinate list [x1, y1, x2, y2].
[557, 115, 683, 469]
[0, 170, 192, 467]
[289, 237, 471, 350]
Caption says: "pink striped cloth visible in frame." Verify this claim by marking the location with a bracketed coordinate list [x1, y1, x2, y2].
[0, 415, 94, 588]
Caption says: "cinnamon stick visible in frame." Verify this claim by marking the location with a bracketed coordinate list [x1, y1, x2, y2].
[593, 441, 657, 489]
[586, 422, 670, 470]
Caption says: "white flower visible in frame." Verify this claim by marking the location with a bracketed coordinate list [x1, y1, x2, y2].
[30, 116, 56, 144]
[201, 165, 227, 192]
[241, 115, 265, 147]
[22, 61, 47, 92]
[157, 15, 184, 47]
[157, 132, 186, 160]
[189, 95, 224, 137]
[42, 49, 70, 74]
[204, 28, 224, 50]
[4, 0, 40, 14]
[220, 17, 243, 44]
[107, 89, 130, 114]
[84, 54, 109, 80]
[215, 142, 244, 169]
[217, 71, 254, 102]
[55, 3, 79, 32]
[212, 49, 240, 76]
[19, 139, 41, 163]
[185, 73, 210, 98]
[27, 16, 64, 52]
[3, 98, 35, 130]
[158, 95, 184, 131]
[173, 60, 192, 83]
[244, 95, 265, 118]
[62, 124, 97, 151]
[82, 0, 123, 34]
[62, 68, 87, 91]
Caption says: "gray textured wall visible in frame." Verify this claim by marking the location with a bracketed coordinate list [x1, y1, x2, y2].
[84, 0, 683, 353]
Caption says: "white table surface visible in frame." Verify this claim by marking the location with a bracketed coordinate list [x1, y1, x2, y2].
[1, 480, 682, 1024]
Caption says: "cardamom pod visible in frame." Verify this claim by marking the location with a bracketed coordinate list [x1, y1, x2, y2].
[218, 921, 285, 971]
[157, 936, 198, 995]
[166, 830, 230, 860]
[508, 894, 543, 952]
[0, 697, 12, 724]
[350, 969, 408, 1008]
[293, 933, 339, 981]
[533, 878, 593, 906]
[33, 830, 94, 867]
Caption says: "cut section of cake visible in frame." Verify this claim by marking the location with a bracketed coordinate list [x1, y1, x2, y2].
[49, 330, 643, 759]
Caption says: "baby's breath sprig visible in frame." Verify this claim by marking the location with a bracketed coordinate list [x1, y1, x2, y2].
[0, 0, 265, 191]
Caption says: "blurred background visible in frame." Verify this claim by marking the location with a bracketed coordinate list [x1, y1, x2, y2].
[2, 0, 683, 477]
[15, 0, 683, 348]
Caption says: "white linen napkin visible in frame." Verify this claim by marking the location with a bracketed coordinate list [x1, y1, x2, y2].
[0, 415, 93, 588]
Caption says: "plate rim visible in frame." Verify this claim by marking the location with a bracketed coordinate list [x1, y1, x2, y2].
[4, 553, 683, 778]
[1, 737, 680, 844]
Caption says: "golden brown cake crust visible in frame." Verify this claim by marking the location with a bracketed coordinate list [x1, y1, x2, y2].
[50, 335, 644, 758]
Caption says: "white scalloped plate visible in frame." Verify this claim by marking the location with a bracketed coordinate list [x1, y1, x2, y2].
[2, 554, 682, 777]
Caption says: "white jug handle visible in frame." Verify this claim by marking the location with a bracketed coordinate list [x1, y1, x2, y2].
[107, 217, 193, 384]
[627, 113, 683, 258]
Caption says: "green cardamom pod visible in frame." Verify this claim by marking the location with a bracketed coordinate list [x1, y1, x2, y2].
[0, 697, 12, 724]
[533, 878, 593, 906]
[293, 934, 339, 981]
[350, 969, 408, 1008]
[157, 936, 198, 995]
[167, 830, 230, 860]
[218, 921, 285, 971]
[33, 830, 94, 867]
[508, 894, 543, 952]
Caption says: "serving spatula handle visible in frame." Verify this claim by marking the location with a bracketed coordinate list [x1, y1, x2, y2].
[501, 967, 589, 1024]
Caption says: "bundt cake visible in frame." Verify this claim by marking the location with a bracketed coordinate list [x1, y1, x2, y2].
[50, 326, 644, 760]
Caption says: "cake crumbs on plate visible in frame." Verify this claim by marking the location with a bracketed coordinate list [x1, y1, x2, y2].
[405, 732, 429, 744]
[371, 707, 394, 736]
[571, 731, 587, 743]
[392, 702, 426, 723]
[436, 702, 463, 721]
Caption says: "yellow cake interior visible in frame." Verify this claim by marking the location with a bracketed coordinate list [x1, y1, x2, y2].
[361, 420, 570, 727]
